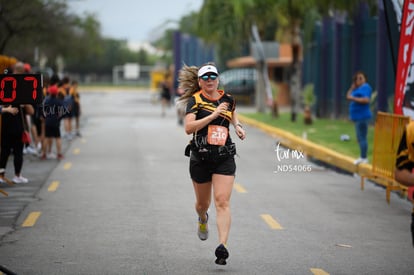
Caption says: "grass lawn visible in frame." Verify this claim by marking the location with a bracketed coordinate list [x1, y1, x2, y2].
[241, 111, 374, 161]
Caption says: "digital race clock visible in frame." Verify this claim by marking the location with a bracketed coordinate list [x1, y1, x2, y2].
[0, 74, 43, 105]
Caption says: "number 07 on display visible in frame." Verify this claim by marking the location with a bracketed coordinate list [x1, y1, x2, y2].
[0, 74, 43, 105]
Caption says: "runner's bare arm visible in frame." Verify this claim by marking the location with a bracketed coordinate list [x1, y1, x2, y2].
[232, 110, 246, 140]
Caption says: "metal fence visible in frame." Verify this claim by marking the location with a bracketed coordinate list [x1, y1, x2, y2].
[302, 5, 395, 119]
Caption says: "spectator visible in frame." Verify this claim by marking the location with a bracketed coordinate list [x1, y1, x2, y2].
[60, 76, 74, 140]
[346, 71, 372, 165]
[30, 99, 45, 155]
[41, 85, 64, 160]
[12, 61, 37, 155]
[0, 103, 34, 183]
[0, 61, 35, 183]
[69, 80, 81, 137]
[23, 62, 41, 155]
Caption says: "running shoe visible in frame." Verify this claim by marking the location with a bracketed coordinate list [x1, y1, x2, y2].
[215, 243, 229, 265]
[47, 152, 57, 159]
[12, 175, 29, 184]
[197, 212, 209, 241]
[25, 146, 38, 155]
[354, 158, 368, 165]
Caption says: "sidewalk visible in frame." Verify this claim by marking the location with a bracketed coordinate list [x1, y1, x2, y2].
[0, 135, 74, 239]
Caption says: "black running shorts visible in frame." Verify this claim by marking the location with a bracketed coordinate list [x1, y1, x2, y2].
[189, 153, 236, 183]
[45, 125, 61, 138]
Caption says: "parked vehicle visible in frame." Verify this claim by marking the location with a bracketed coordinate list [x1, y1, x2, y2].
[219, 68, 256, 105]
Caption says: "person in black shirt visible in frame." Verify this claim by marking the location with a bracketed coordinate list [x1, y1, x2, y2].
[178, 63, 245, 265]
[41, 85, 64, 160]
[0, 61, 34, 184]
[395, 121, 414, 247]
[0, 104, 34, 183]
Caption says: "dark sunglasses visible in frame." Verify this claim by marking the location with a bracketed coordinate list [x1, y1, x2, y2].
[200, 74, 218, 81]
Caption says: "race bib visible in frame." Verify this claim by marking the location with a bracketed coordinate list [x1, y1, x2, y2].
[207, 125, 228, 146]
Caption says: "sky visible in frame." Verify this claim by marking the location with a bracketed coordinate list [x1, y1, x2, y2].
[68, 0, 203, 43]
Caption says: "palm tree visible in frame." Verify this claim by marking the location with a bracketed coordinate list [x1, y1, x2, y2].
[195, 0, 380, 110]
[227, 0, 316, 116]
[196, 0, 252, 66]
[196, 0, 281, 111]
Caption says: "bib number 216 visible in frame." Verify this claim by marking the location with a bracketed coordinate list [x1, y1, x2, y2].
[207, 125, 228, 146]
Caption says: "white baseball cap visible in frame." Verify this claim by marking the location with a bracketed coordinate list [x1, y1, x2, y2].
[198, 65, 219, 77]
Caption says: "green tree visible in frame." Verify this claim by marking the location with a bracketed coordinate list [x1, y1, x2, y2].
[65, 13, 105, 73]
[0, 0, 105, 73]
[0, 0, 74, 57]
[152, 12, 202, 66]
[152, 28, 175, 65]
[137, 49, 149, 65]
[195, 0, 292, 111]
[196, 0, 251, 66]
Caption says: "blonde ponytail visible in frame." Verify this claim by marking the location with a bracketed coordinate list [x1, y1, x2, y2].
[176, 64, 200, 113]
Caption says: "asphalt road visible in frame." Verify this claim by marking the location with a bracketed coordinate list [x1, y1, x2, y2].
[0, 89, 413, 275]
